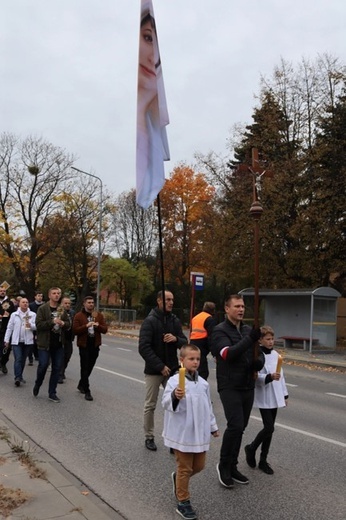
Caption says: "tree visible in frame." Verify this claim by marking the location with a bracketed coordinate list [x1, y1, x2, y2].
[0, 133, 75, 298]
[111, 189, 157, 264]
[101, 257, 153, 308]
[159, 165, 216, 301]
[197, 55, 346, 293]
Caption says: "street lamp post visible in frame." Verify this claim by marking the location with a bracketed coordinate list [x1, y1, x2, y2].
[71, 166, 103, 311]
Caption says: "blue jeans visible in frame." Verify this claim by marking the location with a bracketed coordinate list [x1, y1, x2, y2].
[36, 346, 64, 397]
[12, 343, 32, 380]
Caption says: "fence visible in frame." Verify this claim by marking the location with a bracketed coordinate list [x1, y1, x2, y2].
[100, 308, 137, 328]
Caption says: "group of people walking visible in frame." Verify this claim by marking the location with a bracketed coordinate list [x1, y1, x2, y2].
[0, 286, 108, 403]
[139, 291, 288, 520]
[1, 283, 288, 520]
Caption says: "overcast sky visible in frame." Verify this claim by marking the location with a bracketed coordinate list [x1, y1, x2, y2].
[1, 0, 345, 196]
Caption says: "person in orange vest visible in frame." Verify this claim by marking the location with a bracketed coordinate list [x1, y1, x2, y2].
[189, 302, 217, 380]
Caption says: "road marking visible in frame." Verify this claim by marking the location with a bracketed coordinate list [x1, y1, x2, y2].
[286, 383, 298, 387]
[251, 415, 346, 448]
[116, 347, 132, 352]
[96, 366, 144, 385]
[326, 392, 346, 399]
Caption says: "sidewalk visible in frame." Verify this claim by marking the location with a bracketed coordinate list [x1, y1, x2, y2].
[0, 414, 123, 520]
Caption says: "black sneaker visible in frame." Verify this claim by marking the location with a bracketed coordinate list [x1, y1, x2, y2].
[58, 377, 64, 384]
[1, 364, 8, 374]
[85, 392, 94, 401]
[216, 463, 234, 488]
[145, 438, 157, 451]
[245, 444, 256, 468]
[231, 468, 249, 485]
[49, 394, 60, 403]
[15, 379, 21, 387]
[171, 472, 177, 498]
[33, 384, 39, 397]
[176, 500, 197, 520]
[258, 460, 274, 474]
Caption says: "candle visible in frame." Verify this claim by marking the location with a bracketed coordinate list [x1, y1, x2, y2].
[276, 354, 283, 373]
[179, 364, 186, 393]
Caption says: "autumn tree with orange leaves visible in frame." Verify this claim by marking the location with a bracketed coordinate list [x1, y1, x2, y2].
[159, 165, 216, 299]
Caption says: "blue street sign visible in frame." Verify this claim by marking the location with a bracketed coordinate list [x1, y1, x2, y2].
[194, 275, 204, 291]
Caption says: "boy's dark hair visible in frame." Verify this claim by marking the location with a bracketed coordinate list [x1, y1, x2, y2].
[180, 344, 200, 357]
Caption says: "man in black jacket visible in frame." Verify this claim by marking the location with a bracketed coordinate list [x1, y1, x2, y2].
[211, 294, 264, 488]
[139, 290, 187, 451]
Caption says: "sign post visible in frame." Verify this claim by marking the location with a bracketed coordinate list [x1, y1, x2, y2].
[189, 272, 204, 332]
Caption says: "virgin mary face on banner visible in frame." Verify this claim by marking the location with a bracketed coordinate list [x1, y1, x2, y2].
[137, 10, 160, 128]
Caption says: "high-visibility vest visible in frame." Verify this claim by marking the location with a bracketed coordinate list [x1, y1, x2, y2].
[190, 312, 211, 340]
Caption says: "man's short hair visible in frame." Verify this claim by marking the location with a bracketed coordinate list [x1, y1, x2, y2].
[203, 301, 216, 313]
[83, 295, 94, 303]
[224, 294, 243, 306]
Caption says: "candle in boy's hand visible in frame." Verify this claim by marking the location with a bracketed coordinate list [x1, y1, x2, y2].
[276, 354, 283, 373]
[179, 364, 186, 393]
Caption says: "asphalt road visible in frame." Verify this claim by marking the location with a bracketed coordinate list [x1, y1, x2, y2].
[0, 335, 345, 520]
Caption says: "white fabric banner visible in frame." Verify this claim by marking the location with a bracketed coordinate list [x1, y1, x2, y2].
[136, 0, 170, 209]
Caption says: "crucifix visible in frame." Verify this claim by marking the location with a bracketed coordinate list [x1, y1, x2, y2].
[235, 148, 273, 371]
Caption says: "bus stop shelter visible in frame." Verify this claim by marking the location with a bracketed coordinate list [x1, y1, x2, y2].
[239, 287, 341, 352]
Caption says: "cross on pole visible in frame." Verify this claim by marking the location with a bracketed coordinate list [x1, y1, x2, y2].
[235, 148, 274, 370]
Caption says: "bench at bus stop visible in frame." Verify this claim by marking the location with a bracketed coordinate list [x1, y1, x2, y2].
[279, 336, 319, 351]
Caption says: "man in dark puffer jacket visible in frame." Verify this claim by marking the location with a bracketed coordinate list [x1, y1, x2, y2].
[139, 290, 187, 451]
[211, 294, 264, 488]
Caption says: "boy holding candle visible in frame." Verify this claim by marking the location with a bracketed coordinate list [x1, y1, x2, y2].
[245, 325, 288, 475]
[162, 344, 219, 520]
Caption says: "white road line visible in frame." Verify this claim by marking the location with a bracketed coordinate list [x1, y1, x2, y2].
[251, 415, 346, 448]
[286, 383, 298, 387]
[326, 392, 346, 399]
[116, 347, 132, 352]
[96, 366, 346, 448]
[96, 366, 144, 385]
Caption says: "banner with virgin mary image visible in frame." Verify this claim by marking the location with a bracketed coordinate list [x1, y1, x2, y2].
[136, 0, 170, 209]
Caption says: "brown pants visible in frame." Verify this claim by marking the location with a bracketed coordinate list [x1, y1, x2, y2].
[174, 450, 206, 502]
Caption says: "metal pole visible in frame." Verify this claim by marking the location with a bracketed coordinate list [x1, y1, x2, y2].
[71, 166, 103, 310]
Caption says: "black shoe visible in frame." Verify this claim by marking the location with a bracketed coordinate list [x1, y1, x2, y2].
[28, 360, 34, 366]
[171, 471, 177, 498]
[170, 447, 175, 454]
[1, 364, 8, 374]
[85, 392, 93, 401]
[259, 460, 274, 474]
[216, 463, 234, 488]
[77, 382, 85, 394]
[176, 499, 197, 520]
[245, 444, 256, 468]
[58, 377, 64, 384]
[15, 379, 20, 387]
[33, 384, 39, 397]
[145, 438, 157, 451]
[49, 394, 61, 403]
[231, 467, 249, 485]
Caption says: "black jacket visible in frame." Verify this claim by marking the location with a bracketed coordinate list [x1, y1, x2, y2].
[138, 307, 187, 375]
[211, 319, 264, 391]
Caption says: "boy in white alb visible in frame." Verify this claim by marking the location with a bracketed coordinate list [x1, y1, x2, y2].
[162, 344, 219, 520]
[245, 326, 288, 475]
